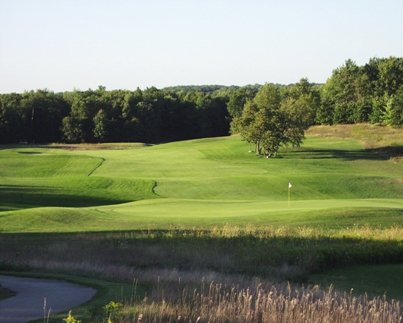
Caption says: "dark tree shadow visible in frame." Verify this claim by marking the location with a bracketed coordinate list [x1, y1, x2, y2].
[281, 145, 403, 161]
[0, 185, 132, 211]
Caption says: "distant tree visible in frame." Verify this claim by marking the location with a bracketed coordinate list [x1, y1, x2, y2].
[162, 84, 240, 95]
[366, 57, 403, 124]
[233, 83, 310, 157]
[61, 115, 84, 143]
[226, 87, 258, 119]
[369, 95, 387, 125]
[0, 99, 12, 143]
[0, 93, 24, 143]
[61, 89, 106, 143]
[233, 100, 261, 153]
[282, 78, 320, 127]
[195, 94, 229, 138]
[255, 102, 285, 156]
[18, 90, 70, 143]
[382, 85, 403, 126]
[318, 59, 372, 125]
[62, 90, 95, 143]
[280, 96, 313, 148]
[93, 109, 109, 142]
[375, 57, 403, 96]
[316, 81, 335, 125]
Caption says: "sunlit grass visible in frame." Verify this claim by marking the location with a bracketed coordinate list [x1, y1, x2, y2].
[1, 128, 403, 232]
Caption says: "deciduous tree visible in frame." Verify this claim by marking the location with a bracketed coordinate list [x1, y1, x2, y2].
[234, 83, 312, 157]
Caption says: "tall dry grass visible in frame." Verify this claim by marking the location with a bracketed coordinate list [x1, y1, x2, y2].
[2, 224, 403, 285]
[307, 123, 403, 152]
[109, 282, 403, 323]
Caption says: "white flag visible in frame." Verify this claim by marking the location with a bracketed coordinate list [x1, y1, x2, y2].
[288, 183, 292, 189]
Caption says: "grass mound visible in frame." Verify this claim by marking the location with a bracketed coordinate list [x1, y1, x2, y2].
[0, 148, 157, 212]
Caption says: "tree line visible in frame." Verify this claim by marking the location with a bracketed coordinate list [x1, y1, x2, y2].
[0, 56, 402, 148]
[0, 86, 230, 144]
[317, 56, 403, 126]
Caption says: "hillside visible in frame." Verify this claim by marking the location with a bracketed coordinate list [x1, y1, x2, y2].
[1, 124, 403, 232]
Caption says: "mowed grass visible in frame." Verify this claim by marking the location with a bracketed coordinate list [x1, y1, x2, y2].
[0, 148, 156, 212]
[0, 128, 403, 232]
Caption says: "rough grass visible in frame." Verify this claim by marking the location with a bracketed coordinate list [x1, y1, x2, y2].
[104, 282, 403, 323]
[307, 123, 403, 150]
[3, 224, 403, 291]
[4, 224, 403, 322]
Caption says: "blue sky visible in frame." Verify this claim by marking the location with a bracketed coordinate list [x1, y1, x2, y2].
[1, 0, 402, 93]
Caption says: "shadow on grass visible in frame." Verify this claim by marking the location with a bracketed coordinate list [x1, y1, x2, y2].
[0, 185, 132, 211]
[282, 145, 403, 161]
[312, 263, 403, 302]
[2, 230, 403, 288]
[17, 151, 43, 155]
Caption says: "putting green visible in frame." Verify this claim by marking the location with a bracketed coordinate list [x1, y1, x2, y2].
[1, 198, 403, 232]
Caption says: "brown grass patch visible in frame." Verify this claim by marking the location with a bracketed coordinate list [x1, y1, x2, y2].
[307, 124, 403, 160]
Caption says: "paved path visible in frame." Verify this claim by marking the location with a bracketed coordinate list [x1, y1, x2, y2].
[0, 275, 96, 323]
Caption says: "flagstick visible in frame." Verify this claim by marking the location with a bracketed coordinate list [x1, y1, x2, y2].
[288, 183, 292, 206]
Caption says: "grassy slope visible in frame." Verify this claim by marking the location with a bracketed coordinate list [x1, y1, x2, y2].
[1, 132, 403, 232]
[0, 148, 156, 212]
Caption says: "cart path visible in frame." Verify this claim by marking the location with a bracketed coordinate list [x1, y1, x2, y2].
[0, 275, 96, 323]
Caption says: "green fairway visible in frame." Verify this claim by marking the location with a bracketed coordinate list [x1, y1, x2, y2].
[1, 134, 403, 232]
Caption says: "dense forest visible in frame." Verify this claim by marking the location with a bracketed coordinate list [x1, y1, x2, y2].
[0, 56, 402, 145]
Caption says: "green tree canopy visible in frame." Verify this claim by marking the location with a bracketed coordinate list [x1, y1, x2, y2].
[233, 83, 313, 157]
